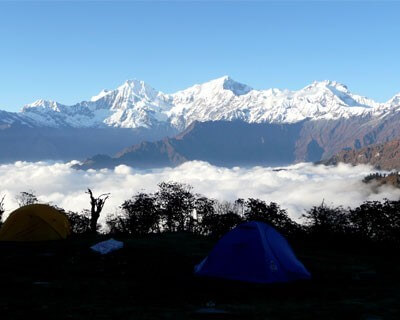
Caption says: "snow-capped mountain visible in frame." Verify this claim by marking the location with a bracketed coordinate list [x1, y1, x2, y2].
[17, 80, 172, 129]
[168, 77, 384, 129]
[2, 76, 400, 166]
[2, 76, 399, 131]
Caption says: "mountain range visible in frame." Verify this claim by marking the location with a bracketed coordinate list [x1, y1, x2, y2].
[2, 76, 400, 130]
[1, 76, 400, 168]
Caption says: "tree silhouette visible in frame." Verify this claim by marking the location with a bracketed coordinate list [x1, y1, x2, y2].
[362, 172, 385, 184]
[16, 191, 38, 207]
[196, 200, 243, 237]
[0, 195, 5, 226]
[244, 199, 298, 235]
[349, 199, 400, 243]
[234, 198, 245, 217]
[66, 211, 91, 235]
[155, 182, 195, 232]
[201, 209, 243, 238]
[86, 189, 110, 234]
[52, 205, 91, 235]
[116, 192, 160, 235]
[302, 201, 349, 237]
[194, 196, 216, 234]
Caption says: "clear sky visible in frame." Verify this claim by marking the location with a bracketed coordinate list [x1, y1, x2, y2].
[1, 1, 400, 111]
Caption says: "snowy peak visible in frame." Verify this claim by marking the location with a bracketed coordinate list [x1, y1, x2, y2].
[117, 79, 160, 100]
[87, 79, 172, 128]
[3, 77, 399, 130]
[298, 80, 377, 109]
[168, 76, 254, 129]
[167, 77, 384, 129]
[22, 99, 63, 112]
[300, 80, 353, 102]
[17, 80, 172, 129]
[91, 89, 111, 102]
[387, 93, 400, 107]
[91, 79, 163, 104]
[174, 76, 252, 98]
[305, 80, 349, 92]
[93, 79, 169, 109]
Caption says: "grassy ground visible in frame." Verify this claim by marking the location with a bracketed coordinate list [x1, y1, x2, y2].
[0, 233, 399, 319]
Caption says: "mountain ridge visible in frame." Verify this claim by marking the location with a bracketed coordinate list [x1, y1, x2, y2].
[2, 77, 399, 131]
[2, 77, 400, 167]
[323, 139, 400, 170]
[73, 120, 305, 170]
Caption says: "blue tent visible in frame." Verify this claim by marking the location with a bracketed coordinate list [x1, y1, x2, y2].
[194, 221, 311, 283]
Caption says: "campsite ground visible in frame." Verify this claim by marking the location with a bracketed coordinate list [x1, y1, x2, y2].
[0, 233, 399, 319]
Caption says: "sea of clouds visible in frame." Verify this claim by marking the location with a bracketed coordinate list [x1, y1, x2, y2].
[1, 160, 399, 223]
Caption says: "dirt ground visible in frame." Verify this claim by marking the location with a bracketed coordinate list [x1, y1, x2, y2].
[0, 233, 399, 319]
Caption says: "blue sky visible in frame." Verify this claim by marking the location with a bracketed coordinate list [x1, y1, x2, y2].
[1, 1, 400, 111]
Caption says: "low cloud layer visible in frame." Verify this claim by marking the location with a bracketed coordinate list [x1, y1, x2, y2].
[1, 161, 399, 223]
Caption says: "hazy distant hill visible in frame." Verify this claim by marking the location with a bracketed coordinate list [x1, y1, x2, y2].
[74, 121, 304, 169]
[0, 125, 176, 163]
[75, 114, 400, 170]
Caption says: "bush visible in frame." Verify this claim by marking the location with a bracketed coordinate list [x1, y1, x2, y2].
[193, 196, 216, 235]
[302, 202, 350, 237]
[107, 193, 160, 235]
[349, 199, 400, 244]
[244, 199, 299, 236]
[16, 191, 38, 207]
[201, 210, 243, 238]
[65, 211, 92, 235]
[155, 182, 196, 232]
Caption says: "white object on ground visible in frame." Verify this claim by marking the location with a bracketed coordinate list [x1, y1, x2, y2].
[90, 238, 124, 255]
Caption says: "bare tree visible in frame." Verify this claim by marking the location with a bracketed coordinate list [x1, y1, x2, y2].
[86, 189, 110, 234]
[0, 195, 5, 225]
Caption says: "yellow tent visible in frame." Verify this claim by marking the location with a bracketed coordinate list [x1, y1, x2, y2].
[0, 204, 71, 241]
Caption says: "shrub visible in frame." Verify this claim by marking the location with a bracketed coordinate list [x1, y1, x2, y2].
[349, 199, 400, 244]
[302, 202, 350, 237]
[65, 211, 91, 235]
[155, 182, 195, 232]
[108, 192, 160, 235]
[16, 191, 38, 207]
[244, 199, 299, 236]
[201, 210, 243, 238]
